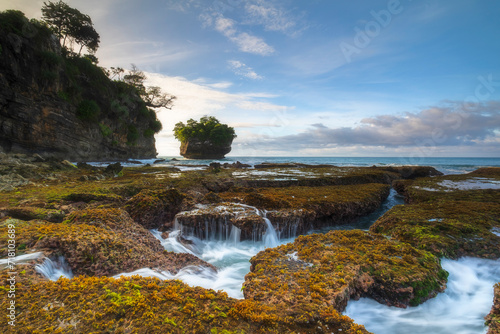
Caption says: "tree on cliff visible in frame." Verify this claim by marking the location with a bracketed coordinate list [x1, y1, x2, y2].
[123, 64, 176, 110]
[174, 116, 236, 145]
[41, 0, 100, 55]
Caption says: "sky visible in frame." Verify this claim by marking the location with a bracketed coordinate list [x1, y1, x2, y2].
[2, 0, 500, 158]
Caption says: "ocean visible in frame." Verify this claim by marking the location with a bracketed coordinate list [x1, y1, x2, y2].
[142, 156, 500, 175]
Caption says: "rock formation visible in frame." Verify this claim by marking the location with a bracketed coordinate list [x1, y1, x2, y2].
[180, 137, 233, 159]
[0, 16, 159, 161]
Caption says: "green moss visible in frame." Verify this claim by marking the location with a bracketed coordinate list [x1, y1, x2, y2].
[0, 275, 369, 333]
[371, 200, 500, 259]
[244, 229, 447, 321]
[99, 123, 112, 137]
[486, 283, 500, 334]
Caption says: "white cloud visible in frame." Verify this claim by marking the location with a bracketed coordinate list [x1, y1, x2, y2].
[238, 101, 500, 155]
[231, 32, 274, 55]
[143, 72, 289, 155]
[228, 60, 263, 80]
[202, 13, 274, 56]
[244, 0, 300, 35]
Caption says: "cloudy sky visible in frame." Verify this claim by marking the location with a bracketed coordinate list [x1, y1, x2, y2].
[3, 0, 500, 157]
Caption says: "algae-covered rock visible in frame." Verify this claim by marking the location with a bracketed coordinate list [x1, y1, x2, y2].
[244, 230, 448, 323]
[64, 208, 164, 252]
[487, 283, 500, 334]
[0, 275, 370, 333]
[392, 169, 500, 204]
[370, 201, 500, 259]
[125, 188, 185, 229]
[0, 217, 213, 276]
[221, 184, 391, 238]
[0, 206, 65, 223]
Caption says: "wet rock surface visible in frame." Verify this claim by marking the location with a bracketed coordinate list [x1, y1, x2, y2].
[244, 230, 448, 323]
[376, 168, 500, 258]
[487, 283, 500, 334]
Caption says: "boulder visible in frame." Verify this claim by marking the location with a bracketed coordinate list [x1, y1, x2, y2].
[244, 230, 448, 323]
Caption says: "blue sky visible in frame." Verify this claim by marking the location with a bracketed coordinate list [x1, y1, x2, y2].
[3, 0, 500, 157]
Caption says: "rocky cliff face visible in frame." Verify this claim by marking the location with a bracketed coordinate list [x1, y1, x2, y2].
[180, 138, 232, 159]
[0, 20, 158, 161]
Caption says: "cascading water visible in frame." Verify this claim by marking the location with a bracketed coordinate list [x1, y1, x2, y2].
[344, 257, 500, 334]
[35, 256, 73, 281]
[133, 190, 497, 332]
[262, 211, 279, 248]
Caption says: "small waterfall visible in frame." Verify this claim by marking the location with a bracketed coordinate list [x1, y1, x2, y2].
[174, 203, 280, 244]
[261, 210, 279, 248]
[229, 225, 241, 244]
[35, 256, 73, 281]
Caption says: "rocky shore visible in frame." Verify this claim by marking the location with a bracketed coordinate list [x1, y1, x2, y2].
[0, 153, 498, 333]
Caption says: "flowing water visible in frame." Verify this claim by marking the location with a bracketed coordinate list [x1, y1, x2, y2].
[30, 184, 499, 333]
[345, 257, 500, 334]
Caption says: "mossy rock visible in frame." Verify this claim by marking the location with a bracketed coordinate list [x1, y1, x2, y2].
[393, 169, 500, 204]
[244, 229, 448, 323]
[0, 275, 371, 333]
[370, 201, 500, 259]
[0, 206, 65, 223]
[221, 183, 390, 212]
[0, 218, 212, 276]
[486, 283, 500, 334]
[125, 188, 185, 229]
[64, 208, 164, 252]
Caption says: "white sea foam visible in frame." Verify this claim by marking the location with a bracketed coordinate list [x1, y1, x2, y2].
[344, 257, 500, 334]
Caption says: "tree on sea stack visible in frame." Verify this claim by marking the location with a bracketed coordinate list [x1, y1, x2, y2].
[173, 116, 236, 159]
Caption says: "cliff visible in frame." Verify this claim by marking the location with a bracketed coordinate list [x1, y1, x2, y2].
[0, 11, 159, 161]
[180, 137, 233, 159]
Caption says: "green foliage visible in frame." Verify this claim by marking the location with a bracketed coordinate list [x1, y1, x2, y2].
[76, 99, 100, 121]
[41, 69, 58, 81]
[173, 116, 236, 145]
[143, 129, 155, 138]
[57, 90, 70, 101]
[99, 123, 112, 137]
[127, 125, 139, 144]
[0, 10, 28, 35]
[38, 50, 62, 66]
[41, 1, 99, 55]
[150, 119, 162, 133]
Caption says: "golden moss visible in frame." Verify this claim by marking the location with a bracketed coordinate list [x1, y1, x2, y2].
[244, 229, 447, 322]
[0, 217, 211, 276]
[0, 275, 370, 333]
[219, 183, 390, 211]
[486, 283, 500, 334]
[125, 188, 185, 229]
[371, 201, 500, 259]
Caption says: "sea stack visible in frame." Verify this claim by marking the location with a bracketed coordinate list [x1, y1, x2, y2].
[174, 116, 236, 159]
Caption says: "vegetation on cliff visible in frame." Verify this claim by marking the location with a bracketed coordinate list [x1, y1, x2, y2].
[0, 3, 173, 160]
